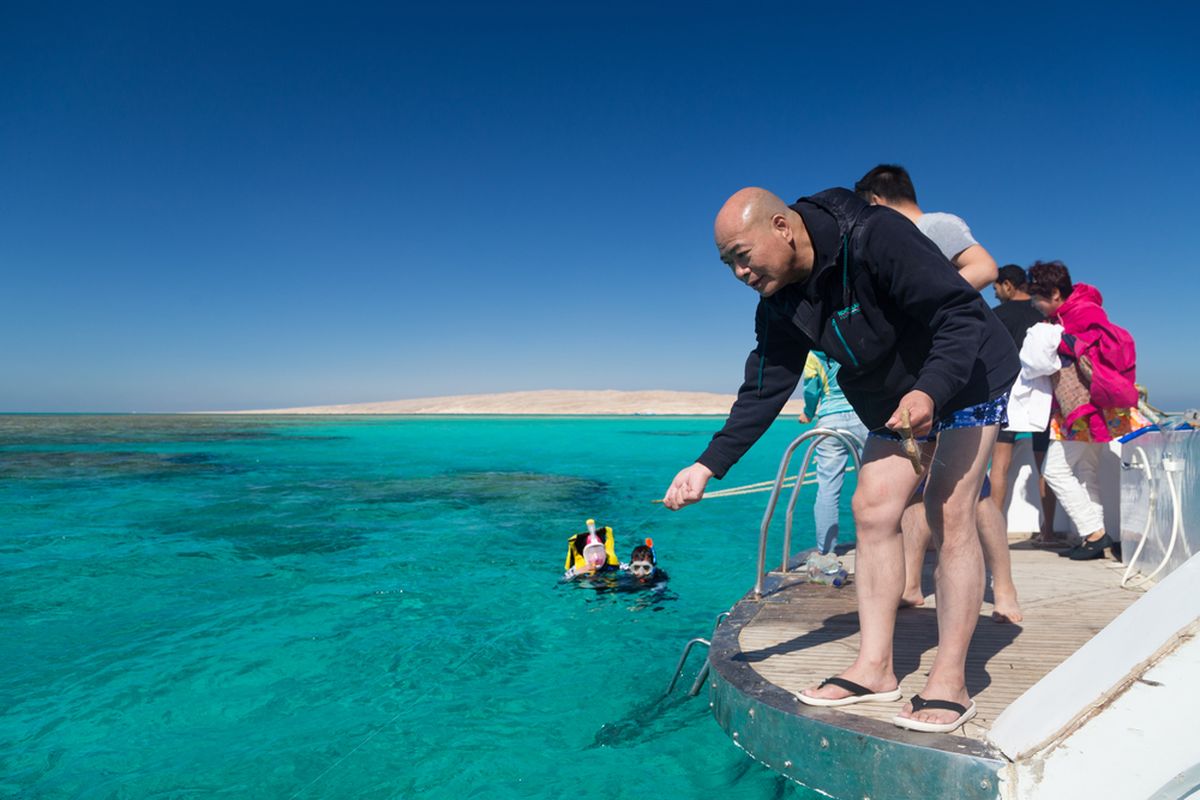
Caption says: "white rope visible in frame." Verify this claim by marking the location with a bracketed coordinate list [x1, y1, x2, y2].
[701, 467, 856, 499]
[651, 467, 857, 503]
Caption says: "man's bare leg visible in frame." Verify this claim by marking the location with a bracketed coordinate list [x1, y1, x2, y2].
[800, 437, 925, 702]
[978, 497, 1022, 622]
[906, 494, 1021, 621]
[900, 490, 933, 607]
[896, 425, 996, 727]
[989, 439, 1013, 513]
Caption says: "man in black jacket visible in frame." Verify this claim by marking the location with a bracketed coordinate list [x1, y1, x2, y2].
[661, 187, 1018, 733]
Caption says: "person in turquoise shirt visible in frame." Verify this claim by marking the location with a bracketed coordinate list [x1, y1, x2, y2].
[799, 351, 869, 553]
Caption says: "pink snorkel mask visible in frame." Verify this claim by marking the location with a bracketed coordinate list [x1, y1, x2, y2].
[583, 533, 607, 569]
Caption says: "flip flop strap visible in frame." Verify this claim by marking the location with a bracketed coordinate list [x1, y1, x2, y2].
[909, 694, 968, 715]
[818, 676, 874, 696]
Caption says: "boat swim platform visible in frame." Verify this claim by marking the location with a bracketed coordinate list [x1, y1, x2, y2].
[707, 539, 1144, 800]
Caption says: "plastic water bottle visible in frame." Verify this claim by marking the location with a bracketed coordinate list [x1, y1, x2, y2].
[805, 552, 848, 587]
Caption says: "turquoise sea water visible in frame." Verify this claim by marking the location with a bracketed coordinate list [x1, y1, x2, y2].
[2, 415, 855, 799]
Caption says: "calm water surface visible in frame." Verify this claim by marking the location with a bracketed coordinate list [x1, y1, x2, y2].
[1, 415, 854, 799]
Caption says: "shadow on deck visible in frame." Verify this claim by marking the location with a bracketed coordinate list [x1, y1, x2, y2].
[706, 541, 1144, 799]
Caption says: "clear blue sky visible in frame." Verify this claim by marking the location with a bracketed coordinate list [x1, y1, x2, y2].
[3, 2, 1198, 412]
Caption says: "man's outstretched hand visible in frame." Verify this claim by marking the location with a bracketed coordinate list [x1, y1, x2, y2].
[662, 462, 714, 510]
[885, 390, 935, 438]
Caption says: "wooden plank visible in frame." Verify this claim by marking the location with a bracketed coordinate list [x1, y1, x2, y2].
[735, 545, 1145, 741]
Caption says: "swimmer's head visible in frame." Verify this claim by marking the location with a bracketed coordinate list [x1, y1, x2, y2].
[583, 533, 607, 569]
[629, 543, 656, 580]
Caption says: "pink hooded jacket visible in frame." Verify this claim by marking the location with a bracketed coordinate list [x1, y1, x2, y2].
[1051, 283, 1137, 442]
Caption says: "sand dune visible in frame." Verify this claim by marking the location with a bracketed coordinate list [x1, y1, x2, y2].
[232, 389, 807, 416]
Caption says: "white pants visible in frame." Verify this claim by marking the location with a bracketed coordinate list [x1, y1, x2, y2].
[1042, 440, 1106, 535]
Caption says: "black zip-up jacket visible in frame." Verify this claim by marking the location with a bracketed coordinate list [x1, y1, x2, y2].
[697, 188, 1019, 478]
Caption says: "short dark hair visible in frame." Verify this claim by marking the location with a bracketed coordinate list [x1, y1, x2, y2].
[854, 164, 918, 204]
[630, 544, 655, 564]
[996, 264, 1028, 289]
[1027, 260, 1074, 300]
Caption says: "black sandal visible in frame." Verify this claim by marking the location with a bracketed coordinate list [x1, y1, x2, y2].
[1068, 533, 1113, 561]
[893, 694, 977, 733]
[796, 676, 902, 707]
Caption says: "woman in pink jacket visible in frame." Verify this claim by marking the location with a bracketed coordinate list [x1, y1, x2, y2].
[1027, 261, 1144, 561]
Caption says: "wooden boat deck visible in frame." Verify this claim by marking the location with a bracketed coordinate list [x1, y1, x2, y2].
[737, 537, 1146, 742]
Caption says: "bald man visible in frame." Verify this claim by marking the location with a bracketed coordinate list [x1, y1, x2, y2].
[662, 187, 1018, 733]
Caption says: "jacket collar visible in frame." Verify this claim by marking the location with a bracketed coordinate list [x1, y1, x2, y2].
[791, 199, 842, 288]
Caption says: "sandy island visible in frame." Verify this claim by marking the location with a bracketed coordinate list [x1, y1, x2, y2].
[230, 389, 807, 416]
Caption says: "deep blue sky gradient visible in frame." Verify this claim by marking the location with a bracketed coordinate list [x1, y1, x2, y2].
[2, 2, 1198, 411]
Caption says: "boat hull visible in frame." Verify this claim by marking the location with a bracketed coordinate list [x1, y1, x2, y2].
[708, 585, 1005, 800]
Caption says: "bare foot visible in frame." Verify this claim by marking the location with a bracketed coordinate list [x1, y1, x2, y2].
[899, 590, 926, 608]
[895, 681, 971, 727]
[799, 663, 898, 703]
[991, 591, 1023, 623]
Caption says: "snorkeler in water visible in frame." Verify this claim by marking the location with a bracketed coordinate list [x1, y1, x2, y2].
[562, 522, 620, 580]
[622, 540, 669, 586]
[562, 523, 669, 591]
[562, 531, 674, 605]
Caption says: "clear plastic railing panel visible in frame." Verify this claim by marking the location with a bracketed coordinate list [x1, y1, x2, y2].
[1120, 429, 1199, 583]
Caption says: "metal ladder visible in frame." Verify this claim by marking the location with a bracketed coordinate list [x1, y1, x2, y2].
[664, 611, 729, 697]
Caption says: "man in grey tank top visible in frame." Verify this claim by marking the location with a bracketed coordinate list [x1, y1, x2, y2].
[855, 164, 998, 290]
[855, 164, 1022, 624]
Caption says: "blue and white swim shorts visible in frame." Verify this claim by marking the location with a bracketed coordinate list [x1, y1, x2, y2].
[868, 394, 1009, 443]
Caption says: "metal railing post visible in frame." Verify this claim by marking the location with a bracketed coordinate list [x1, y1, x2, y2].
[753, 428, 865, 598]
[782, 439, 822, 572]
[665, 637, 711, 695]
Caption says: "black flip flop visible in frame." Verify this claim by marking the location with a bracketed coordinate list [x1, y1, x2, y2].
[893, 694, 977, 733]
[796, 676, 903, 707]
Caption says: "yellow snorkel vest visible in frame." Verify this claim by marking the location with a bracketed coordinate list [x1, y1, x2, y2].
[564, 521, 619, 571]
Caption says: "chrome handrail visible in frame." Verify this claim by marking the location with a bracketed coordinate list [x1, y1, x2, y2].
[782, 429, 864, 571]
[665, 610, 733, 698]
[781, 438, 823, 572]
[665, 637, 711, 695]
[753, 428, 864, 599]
